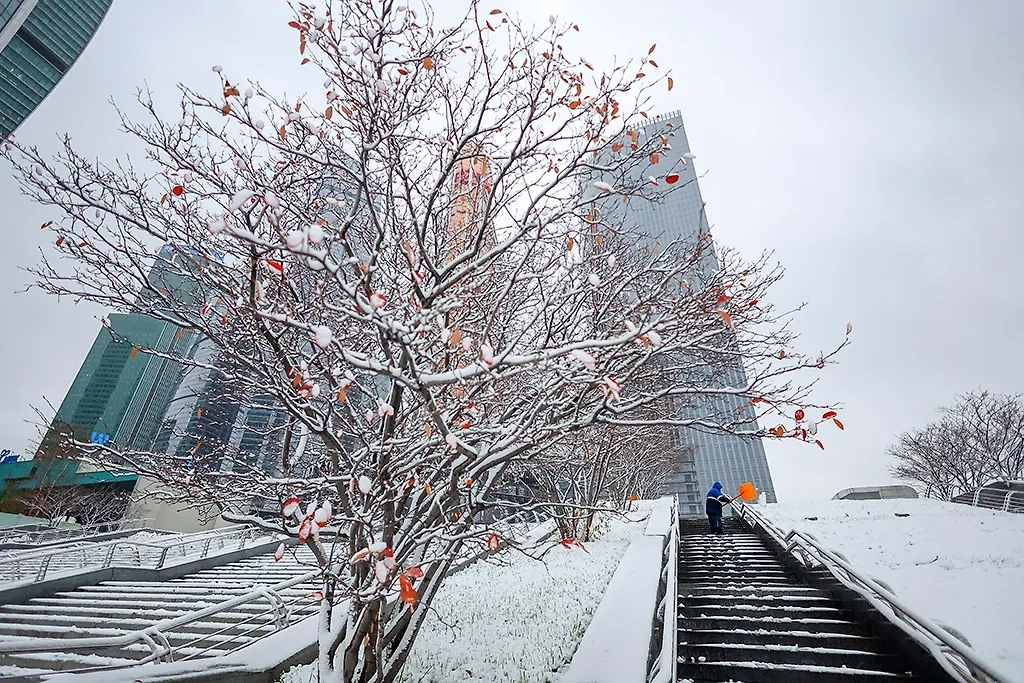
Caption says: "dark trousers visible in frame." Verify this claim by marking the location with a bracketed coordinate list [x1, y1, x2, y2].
[707, 513, 723, 534]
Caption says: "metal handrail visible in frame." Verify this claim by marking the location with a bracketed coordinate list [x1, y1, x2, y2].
[737, 503, 1014, 683]
[0, 517, 152, 545]
[647, 498, 678, 683]
[0, 525, 273, 583]
[0, 567, 321, 662]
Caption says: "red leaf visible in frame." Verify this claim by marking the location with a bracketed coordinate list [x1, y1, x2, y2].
[297, 518, 312, 542]
[399, 573, 418, 606]
[422, 55, 434, 70]
[55, 236, 65, 246]
[489, 8, 502, 14]
[823, 411, 837, 420]
[171, 185, 183, 196]
[266, 259, 284, 274]
[751, 397, 762, 404]
[40, 221, 53, 230]
[717, 310, 734, 329]
[794, 409, 805, 421]
[648, 43, 657, 54]
[716, 293, 731, 304]
[665, 173, 680, 184]
[288, 20, 302, 29]
[407, 565, 424, 579]
[486, 533, 500, 551]
[325, 106, 333, 120]
[282, 495, 301, 517]
[833, 418, 845, 430]
[815, 440, 825, 450]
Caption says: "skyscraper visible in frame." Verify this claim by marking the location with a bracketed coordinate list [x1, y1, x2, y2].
[0, 0, 113, 139]
[592, 111, 777, 516]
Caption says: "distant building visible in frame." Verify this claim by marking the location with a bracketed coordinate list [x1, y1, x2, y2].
[833, 485, 919, 501]
[0, 0, 113, 138]
[590, 111, 777, 517]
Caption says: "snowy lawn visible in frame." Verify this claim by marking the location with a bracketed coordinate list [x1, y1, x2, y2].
[283, 509, 649, 683]
[757, 498, 1024, 680]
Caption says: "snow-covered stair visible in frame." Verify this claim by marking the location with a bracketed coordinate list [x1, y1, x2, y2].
[676, 517, 915, 682]
[0, 545, 320, 678]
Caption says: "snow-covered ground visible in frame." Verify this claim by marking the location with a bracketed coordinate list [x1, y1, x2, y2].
[283, 510, 649, 683]
[756, 498, 1024, 680]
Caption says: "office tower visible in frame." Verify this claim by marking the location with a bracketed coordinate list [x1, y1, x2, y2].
[0, 0, 113, 138]
[591, 111, 777, 516]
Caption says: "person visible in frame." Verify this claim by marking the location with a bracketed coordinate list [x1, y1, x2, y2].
[705, 481, 732, 534]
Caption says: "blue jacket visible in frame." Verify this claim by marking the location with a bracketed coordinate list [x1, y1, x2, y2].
[706, 482, 731, 515]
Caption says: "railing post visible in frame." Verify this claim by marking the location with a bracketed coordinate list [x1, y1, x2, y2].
[103, 543, 116, 568]
[34, 556, 51, 581]
[1004, 492, 1013, 513]
[201, 537, 212, 558]
[157, 547, 169, 569]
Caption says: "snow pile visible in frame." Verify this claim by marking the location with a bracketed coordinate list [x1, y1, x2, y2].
[283, 511, 648, 683]
[756, 498, 1024, 679]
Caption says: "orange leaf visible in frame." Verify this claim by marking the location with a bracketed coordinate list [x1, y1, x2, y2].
[823, 411, 837, 420]
[196, 408, 202, 419]
[341, 106, 352, 116]
[78, 241, 88, 247]
[301, 58, 310, 65]
[667, 76, 674, 91]
[833, 418, 845, 430]
[130, 347, 139, 359]
[567, 236, 575, 250]
[568, 100, 580, 110]
[794, 409, 805, 421]
[490, 8, 502, 14]
[611, 142, 623, 153]
[595, 234, 604, 245]
[325, 106, 333, 120]
[221, 103, 231, 116]
[450, 328, 462, 346]
[337, 388, 347, 403]
[279, 125, 287, 140]
[160, 193, 168, 204]
[425, 422, 433, 437]
[665, 173, 680, 184]
[422, 55, 434, 70]
[649, 153, 660, 164]
[399, 573, 418, 606]
[55, 236, 65, 246]
[648, 59, 659, 67]
[815, 440, 825, 450]
[397, 68, 409, 75]
[486, 533, 500, 551]
[171, 185, 184, 196]
[717, 310, 734, 328]
[648, 43, 656, 54]
[751, 397, 763, 404]
[407, 565, 424, 579]
[288, 20, 301, 29]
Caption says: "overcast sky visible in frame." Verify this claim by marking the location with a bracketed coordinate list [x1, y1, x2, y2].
[1, 0, 1022, 501]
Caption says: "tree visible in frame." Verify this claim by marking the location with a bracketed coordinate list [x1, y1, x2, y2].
[3, 1, 847, 680]
[889, 390, 1024, 499]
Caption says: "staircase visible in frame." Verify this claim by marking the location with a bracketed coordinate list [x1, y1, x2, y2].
[0, 545, 320, 680]
[676, 517, 916, 682]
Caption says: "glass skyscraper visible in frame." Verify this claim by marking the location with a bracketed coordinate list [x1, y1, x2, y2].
[593, 111, 777, 516]
[0, 0, 113, 139]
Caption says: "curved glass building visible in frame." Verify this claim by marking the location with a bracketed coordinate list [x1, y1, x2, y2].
[0, 0, 113, 139]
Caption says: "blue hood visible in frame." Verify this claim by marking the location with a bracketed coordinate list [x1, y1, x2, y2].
[712, 482, 723, 491]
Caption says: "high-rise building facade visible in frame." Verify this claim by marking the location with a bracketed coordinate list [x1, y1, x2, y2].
[592, 111, 777, 516]
[0, 0, 113, 139]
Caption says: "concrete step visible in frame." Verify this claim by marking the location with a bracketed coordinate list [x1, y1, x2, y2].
[679, 642, 904, 672]
[679, 628, 887, 651]
[679, 605, 848, 620]
[677, 661, 911, 682]
[682, 615, 874, 636]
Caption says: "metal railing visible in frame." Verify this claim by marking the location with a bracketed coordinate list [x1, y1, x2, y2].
[966, 486, 1024, 514]
[0, 525, 273, 584]
[737, 503, 1014, 683]
[0, 517, 153, 547]
[0, 567, 322, 670]
[647, 498, 678, 683]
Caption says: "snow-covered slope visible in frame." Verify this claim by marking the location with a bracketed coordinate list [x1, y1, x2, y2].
[757, 498, 1024, 680]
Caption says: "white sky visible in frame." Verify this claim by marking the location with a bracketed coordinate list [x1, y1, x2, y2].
[1, 0, 1022, 501]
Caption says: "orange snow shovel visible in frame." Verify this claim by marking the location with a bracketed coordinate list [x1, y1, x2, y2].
[724, 481, 758, 506]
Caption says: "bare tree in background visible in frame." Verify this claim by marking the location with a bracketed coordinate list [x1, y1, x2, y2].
[3, 1, 848, 679]
[889, 390, 1024, 499]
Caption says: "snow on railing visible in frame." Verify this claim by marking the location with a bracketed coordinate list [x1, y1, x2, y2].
[0, 524, 274, 585]
[0, 566, 321, 669]
[967, 486, 1024, 514]
[0, 517, 152, 546]
[561, 497, 678, 683]
[738, 503, 1015, 683]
